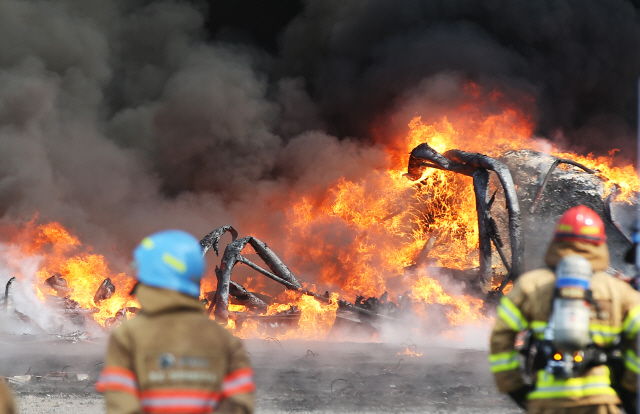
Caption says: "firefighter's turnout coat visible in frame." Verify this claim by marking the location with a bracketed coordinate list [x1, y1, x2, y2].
[490, 240, 640, 410]
[0, 380, 16, 414]
[96, 285, 255, 414]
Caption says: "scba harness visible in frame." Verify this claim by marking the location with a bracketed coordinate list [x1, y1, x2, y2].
[524, 255, 620, 380]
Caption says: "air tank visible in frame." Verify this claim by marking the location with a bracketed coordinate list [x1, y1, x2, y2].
[549, 255, 593, 351]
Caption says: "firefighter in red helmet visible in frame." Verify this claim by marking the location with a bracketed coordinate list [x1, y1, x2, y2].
[490, 205, 640, 413]
[552, 204, 607, 244]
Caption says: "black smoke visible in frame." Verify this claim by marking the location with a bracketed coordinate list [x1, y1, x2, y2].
[0, 0, 638, 276]
[274, 0, 640, 154]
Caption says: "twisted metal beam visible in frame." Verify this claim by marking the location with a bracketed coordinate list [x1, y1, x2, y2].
[211, 235, 395, 324]
[445, 150, 524, 280]
[200, 225, 238, 256]
[473, 169, 492, 290]
[213, 236, 303, 322]
[406, 144, 475, 179]
[229, 281, 268, 313]
[529, 157, 597, 214]
[406, 143, 524, 288]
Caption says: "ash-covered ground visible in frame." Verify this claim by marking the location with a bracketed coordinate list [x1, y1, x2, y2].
[0, 331, 520, 414]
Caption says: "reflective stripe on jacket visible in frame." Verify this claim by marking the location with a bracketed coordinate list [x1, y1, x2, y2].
[528, 320, 622, 347]
[528, 367, 618, 400]
[96, 284, 255, 414]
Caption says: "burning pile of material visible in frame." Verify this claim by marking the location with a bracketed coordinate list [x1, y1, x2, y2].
[0, 103, 637, 342]
[207, 101, 638, 340]
[0, 220, 138, 334]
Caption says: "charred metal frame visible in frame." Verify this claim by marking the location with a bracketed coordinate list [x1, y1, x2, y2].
[529, 157, 597, 214]
[201, 226, 395, 325]
[603, 183, 633, 247]
[405, 143, 524, 290]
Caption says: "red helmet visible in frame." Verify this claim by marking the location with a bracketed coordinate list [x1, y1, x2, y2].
[553, 205, 606, 245]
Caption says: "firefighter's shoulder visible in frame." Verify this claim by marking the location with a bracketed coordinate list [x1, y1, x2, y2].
[603, 272, 639, 292]
[590, 271, 639, 298]
[511, 268, 555, 294]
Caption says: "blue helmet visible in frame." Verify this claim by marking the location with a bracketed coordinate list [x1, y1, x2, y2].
[133, 230, 205, 298]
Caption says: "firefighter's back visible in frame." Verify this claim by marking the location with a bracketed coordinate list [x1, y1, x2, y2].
[518, 268, 637, 409]
[0, 380, 16, 414]
[97, 230, 255, 414]
[490, 206, 640, 413]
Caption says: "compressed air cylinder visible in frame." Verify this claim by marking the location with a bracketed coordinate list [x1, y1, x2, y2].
[550, 255, 593, 351]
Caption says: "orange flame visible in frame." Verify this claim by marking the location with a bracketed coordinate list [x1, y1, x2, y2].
[3, 83, 637, 341]
[397, 347, 423, 357]
[3, 219, 137, 326]
[410, 273, 486, 325]
[230, 290, 339, 340]
[272, 83, 638, 333]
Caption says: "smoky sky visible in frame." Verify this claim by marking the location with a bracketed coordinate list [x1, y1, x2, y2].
[0, 0, 638, 279]
[273, 0, 640, 152]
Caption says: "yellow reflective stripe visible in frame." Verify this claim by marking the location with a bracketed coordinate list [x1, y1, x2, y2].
[590, 324, 621, 346]
[529, 369, 616, 400]
[530, 321, 547, 330]
[530, 386, 618, 399]
[527, 322, 620, 344]
[535, 368, 611, 387]
[531, 320, 547, 339]
[623, 304, 640, 339]
[162, 253, 186, 273]
[580, 226, 601, 235]
[624, 349, 640, 374]
[141, 237, 155, 249]
[488, 351, 520, 373]
[497, 296, 528, 332]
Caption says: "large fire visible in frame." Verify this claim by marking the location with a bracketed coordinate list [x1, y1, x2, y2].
[264, 85, 639, 339]
[1, 83, 637, 340]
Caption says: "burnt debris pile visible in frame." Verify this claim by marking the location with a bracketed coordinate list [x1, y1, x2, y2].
[1, 273, 139, 335]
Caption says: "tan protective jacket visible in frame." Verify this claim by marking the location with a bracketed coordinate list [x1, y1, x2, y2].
[0, 381, 16, 414]
[96, 285, 255, 414]
[490, 241, 640, 409]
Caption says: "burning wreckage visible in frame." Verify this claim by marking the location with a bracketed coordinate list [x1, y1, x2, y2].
[199, 145, 635, 338]
[1, 141, 634, 341]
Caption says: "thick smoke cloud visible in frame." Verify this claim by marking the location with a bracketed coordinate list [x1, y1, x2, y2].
[0, 0, 637, 285]
[278, 0, 640, 154]
[0, 0, 389, 278]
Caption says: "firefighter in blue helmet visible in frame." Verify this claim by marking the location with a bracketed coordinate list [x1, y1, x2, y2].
[96, 230, 255, 414]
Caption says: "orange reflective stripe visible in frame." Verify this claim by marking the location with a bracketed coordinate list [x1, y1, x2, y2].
[95, 366, 138, 395]
[222, 367, 255, 397]
[140, 389, 221, 413]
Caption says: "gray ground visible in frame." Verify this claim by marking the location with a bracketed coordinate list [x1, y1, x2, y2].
[1, 333, 520, 414]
